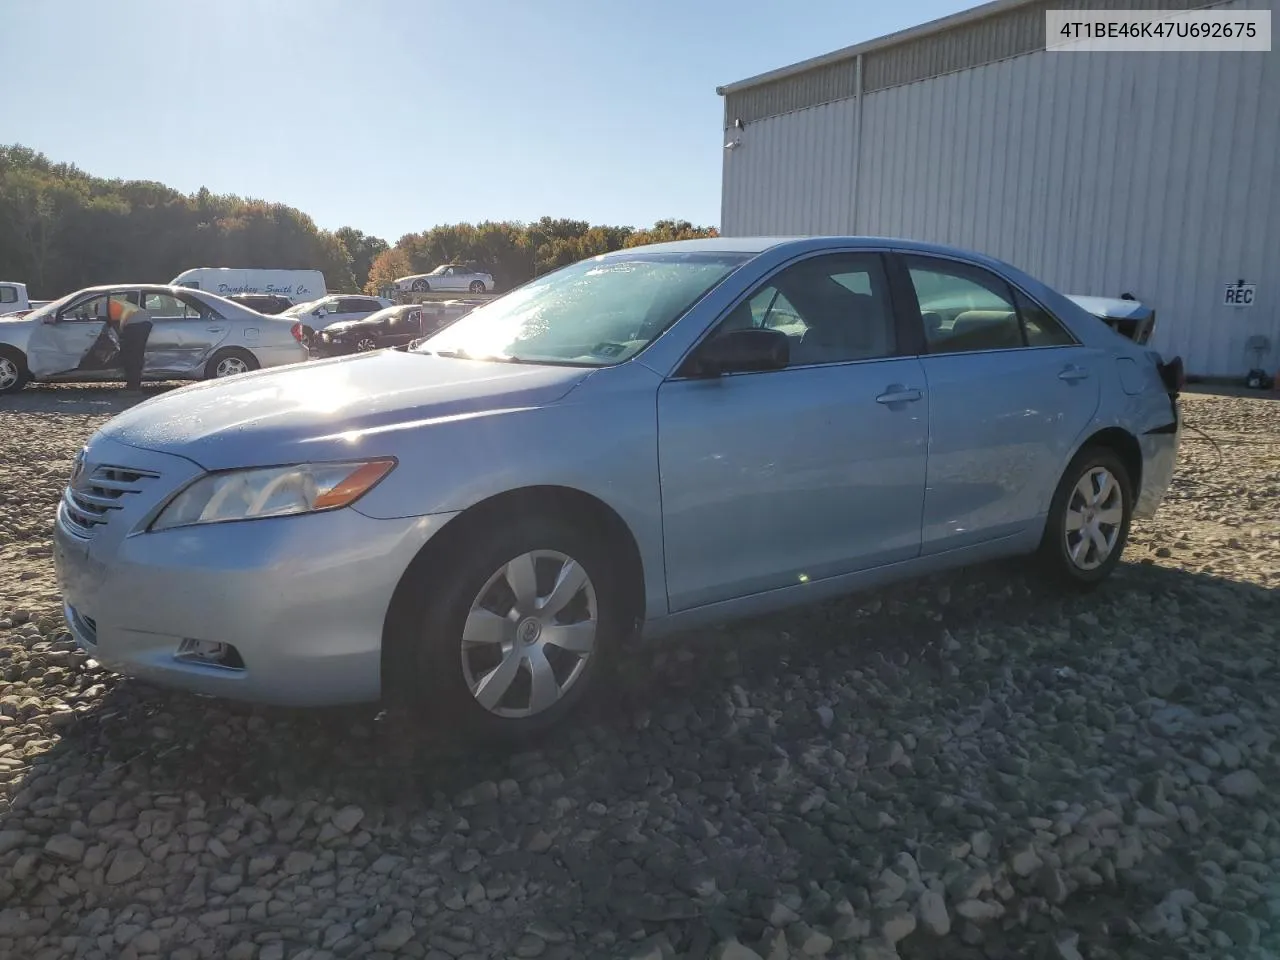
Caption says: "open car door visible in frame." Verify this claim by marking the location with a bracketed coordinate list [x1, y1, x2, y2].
[26, 292, 128, 379]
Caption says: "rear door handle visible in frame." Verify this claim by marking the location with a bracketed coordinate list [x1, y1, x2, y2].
[1059, 365, 1090, 382]
[207, 326, 226, 333]
[875, 387, 922, 405]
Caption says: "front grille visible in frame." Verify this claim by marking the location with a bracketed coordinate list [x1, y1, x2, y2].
[61, 464, 160, 539]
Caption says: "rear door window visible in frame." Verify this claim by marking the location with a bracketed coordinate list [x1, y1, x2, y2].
[905, 257, 1025, 353]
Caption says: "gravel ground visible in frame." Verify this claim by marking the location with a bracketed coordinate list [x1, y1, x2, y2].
[1, 384, 1278, 960]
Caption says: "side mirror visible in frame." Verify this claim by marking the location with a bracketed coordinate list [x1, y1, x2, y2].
[693, 327, 789, 376]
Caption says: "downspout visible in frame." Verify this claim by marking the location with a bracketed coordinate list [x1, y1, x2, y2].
[852, 53, 863, 234]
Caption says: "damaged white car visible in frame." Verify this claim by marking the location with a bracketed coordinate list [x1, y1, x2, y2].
[0, 285, 310, 394]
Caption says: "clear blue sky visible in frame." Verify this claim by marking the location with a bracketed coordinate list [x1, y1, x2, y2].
[3, 0, 973, 242]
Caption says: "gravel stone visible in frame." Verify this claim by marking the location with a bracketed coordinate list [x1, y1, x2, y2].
[106, 848, 147, 884]
[916, 890, 950, 936]
[42, 833, 85, 863]
[1217, 769, 1263, 799]
[710, 940, 763, 960]
[330, 805, 365, 834]
[1, 390, 1278, 960]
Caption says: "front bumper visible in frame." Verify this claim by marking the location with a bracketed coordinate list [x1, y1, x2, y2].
[53, 436, 455, 706]
[309, 338, 357, 360]
[254, 342, 312, 370]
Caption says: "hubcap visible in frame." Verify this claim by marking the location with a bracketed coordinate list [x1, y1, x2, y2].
[216, 357, 248, 377]
[461, 550, 597, 719]
[357, 338, 377, 352]
[1064, 466, 1124, 570]
[0, 357, 17, 390]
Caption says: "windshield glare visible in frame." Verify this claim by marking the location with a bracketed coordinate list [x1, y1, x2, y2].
[282, 298, 325, 316]
[415, 251, 750, 366]
[20, 292, 76, 322]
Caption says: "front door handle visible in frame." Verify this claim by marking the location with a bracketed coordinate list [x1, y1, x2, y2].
[1059, 364, 1090, 382]
[875, 386, 923, 404]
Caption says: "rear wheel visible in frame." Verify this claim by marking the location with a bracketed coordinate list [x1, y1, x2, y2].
[469, 280, 486, 293]
[205, 348, 260, 380]
[399, 513, 622, 741]
[0, 348, 28, 394]
[1038, 446, 1133, 588]
[412, 279, 430, 292]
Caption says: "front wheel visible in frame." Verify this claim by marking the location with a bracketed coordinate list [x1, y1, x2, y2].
[0, 348, 29, 394]
[1038, 446, 1133, 588]
[411, 279, 430, 292]
[205, 348, 260, 380]
[469, 281, 486, 293]
[401, 513, 622, 741]
[355, 336, 379, 352]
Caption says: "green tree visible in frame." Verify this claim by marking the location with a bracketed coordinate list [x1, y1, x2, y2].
[0, 143, 719, 301]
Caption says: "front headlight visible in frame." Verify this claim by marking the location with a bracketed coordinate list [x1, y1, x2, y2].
[151, 459, 395, 531]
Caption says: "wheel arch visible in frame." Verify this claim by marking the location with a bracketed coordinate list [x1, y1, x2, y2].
[0, 342, 29, 370]
[204, 345, 260, 379]
[0, 343, 30, 391]
[1073, 425, 1143, 495]
[380, 483, 646, 701]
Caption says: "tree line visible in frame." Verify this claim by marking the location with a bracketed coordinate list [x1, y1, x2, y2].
[0, 144, 717, 300]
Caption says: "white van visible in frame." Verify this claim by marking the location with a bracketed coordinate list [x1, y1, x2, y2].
[170, 268, 326, 304]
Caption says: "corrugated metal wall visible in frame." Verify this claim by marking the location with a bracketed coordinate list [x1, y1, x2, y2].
[721, 0, 1279, 376]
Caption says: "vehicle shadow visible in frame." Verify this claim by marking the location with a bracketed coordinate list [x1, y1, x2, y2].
[5, 556, 1273, 814]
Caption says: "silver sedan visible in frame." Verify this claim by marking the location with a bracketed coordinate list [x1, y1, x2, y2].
[0, 284, 310, 394]
[52, 237, 1182, 741]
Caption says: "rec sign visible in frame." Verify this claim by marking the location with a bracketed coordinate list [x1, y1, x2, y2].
[1224, 282, 1256, 307]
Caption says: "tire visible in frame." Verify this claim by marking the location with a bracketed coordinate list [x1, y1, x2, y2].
[411, 279, 430, 292]
[0, 347, 28, 395]
[469, 281, 486, 293]
[1038, 445, 1133, 588]
[402, 512, 623, 742]
[355, 336, 379, 352]
[204, 348, 260, 380]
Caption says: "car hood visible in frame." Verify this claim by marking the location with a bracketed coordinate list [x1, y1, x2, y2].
[0, 314, 34, 327]
[323, 321, 372, 335]
[98, 350, 594, 470]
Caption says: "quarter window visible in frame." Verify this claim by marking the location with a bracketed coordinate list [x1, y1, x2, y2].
[715, 253, 896, 367]
[1015, 289, 1076, 346]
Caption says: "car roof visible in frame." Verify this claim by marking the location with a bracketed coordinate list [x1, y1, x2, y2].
[601, 235, 1016, 259]
[74, 284, 207, 295]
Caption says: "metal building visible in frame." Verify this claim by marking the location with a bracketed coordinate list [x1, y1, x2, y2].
[717, 0, 1278, 377]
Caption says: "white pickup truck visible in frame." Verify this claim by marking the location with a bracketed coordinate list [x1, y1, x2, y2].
[0, 281, 50, 317]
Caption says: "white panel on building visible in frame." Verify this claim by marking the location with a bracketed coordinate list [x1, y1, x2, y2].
[718, 0, 1278, 377]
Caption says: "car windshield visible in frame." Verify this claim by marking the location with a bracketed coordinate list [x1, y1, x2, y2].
[414, 251, 751, 366]
[362, 306, 401, 325]
[20, 292, 77, 323]
[429, 266, 451, 276]
[281, 298, 326, 317]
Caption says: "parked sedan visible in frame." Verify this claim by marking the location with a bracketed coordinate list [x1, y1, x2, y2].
[395, 263, 493, 293]
[0, 285, 309, 394]
[53, 237, 1182, 742]
[282, 294, 394, 331]
[312, 305, 427, 357]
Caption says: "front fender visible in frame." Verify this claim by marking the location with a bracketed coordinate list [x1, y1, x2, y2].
[350, 361, 668, 617]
